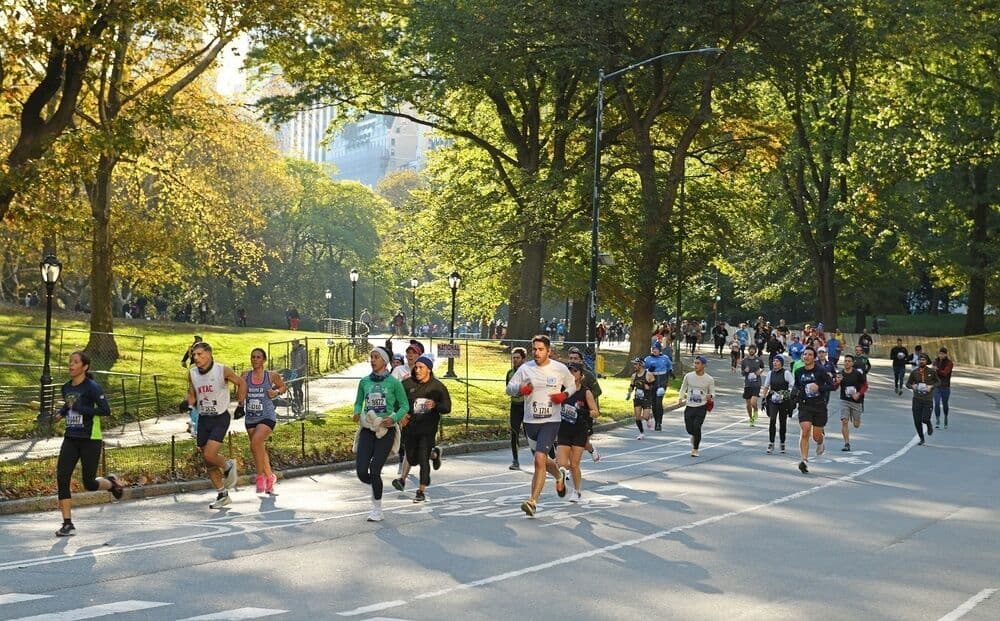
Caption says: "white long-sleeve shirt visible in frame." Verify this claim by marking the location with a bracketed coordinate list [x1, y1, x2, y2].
[678, 371, 716, 407]
[505, 359, 575, 424]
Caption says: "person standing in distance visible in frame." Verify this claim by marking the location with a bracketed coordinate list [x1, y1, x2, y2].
[677, 355, 716, 457]
[889, 338, 909, 395]
[506, 335, 573, 517]
[793, 347, 834, 474]
[933, 347, 954, 429]
[506, 347, 528, 470]
[353, 347, 409, 521]
[906, 353, 940, 445]
[53, 351, 123, 536]
[187, 342, 248, 509]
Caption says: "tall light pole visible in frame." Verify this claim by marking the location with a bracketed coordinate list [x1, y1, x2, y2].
[38, 255, 62, 423]
[410, 277, 418, 336]
[445, 271, 461, 378]
[324, 289, 332, 321]
[589, 47, 722, 349]
[349, 268, 359, 339]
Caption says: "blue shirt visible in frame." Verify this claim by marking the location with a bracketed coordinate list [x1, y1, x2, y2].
[788, 341, 804, 362]
[643, 353, 673, 376]
[736, 329, 749, 346]
[827, 337, 840, 358]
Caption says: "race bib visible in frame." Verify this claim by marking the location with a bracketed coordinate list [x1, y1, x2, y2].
[745, 373, 759, 386]
[897, 352, 905, 360]
[770, 392, 783, 403]
[561, 403, 578, 423]
[530, 399, 552, 419]
[199, 400, 218, 415]
[413, 397, 430, 415]
[845, 386, 857, 397]
[917, 382, 928, 394]
[65, 411, 84, 428]
[805, 384, 819, 398]
[689, 390, 704, 405]
[246, 400, 264, 413]
[634, 389, 645, 400]
[365, 391, 387, 414]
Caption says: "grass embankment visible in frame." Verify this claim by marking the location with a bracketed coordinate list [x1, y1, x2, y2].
[1, 332, 676, 500]
[835, 313, 1000, 337]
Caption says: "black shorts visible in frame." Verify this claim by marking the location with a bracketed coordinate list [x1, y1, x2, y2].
[245, 418, 276, 431]
[797, 402, 828, 427]
[197, 412, 231, 447]
[742, 386, 760, 400]
[524, 421, 560, 455]
[558, 421, 589, 447]
[633, 397, 652, 409]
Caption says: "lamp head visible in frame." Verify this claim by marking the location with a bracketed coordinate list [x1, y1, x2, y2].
[40, 255, 62, 285]
[448, 271, 462, 290]
[349, 268, 359, 283]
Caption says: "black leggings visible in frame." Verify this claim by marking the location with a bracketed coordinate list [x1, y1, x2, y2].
[356, 427, 396, 500]
[509, 402, 524, 461]
[912, 400, 932, 441]
[57, 437, 103, 500]
[766, 402, 790, 443]
[405, 431, 435, 487]
[684, 407, 707, 449]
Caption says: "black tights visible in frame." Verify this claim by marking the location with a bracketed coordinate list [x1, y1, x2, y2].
[684, 407, 707, 449]
[510, 403, 524, 462]
[356, 427, 396, 500]
[56, 437, 103, 500]
[766, 404, 789, 443]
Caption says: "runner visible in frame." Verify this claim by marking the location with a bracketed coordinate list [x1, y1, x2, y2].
[735, 322, 750, 359]
[837, 354, 867, 452]
[395, 355, 451, 502]
[765, 330, 785, 363]
[787, 334, 805, 366]
[505, 335, 573, 517]
[567, 347, 602, 461]
[905, 353, 939, 445]
[793, 347, 834, 474]
[187, 342, 248, 509]
[889, 338, 909, 395]
[761, 354, 794, 454]
[392, 341, 422, 476]
[506, 347, 528, 470]
[728, 335, 741, 374]
[933, 347, 954, 428]
[556, 362, 600, 503]
[53, 351, 123, 536]
[243, 348, 287, 495]
[626, 358, 655, 439]
[858, 329, 874, 355]
[353, 346, 409, 521]
[740, 345, 765, 427]
[643, 342, 672, 431]
[852, 344, 872, 375]
[677, 355, 716, 457]
[711, 321, 728, 358]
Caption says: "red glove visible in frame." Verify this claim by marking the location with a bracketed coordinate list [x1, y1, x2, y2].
[706, 397, 715, 412]
[550, 392, 567, 405]
[519, 383, 533, 396]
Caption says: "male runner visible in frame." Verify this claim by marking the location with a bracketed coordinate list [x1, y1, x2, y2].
[793, 347, 834, 474]
[740, 344, 764, 426]
[838, 354, 867, 452]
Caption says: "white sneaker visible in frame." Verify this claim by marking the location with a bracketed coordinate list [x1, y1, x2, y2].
[209, 492, 231, 509]
[636, 433, 644, 440]
[816, 441, 825, 456]
[569, 490, 582, 503]
[591, 448, 601, 462]
[366, 509, 383, 522]
[223, 459, 238, 489]
[690, 448, 699, 457]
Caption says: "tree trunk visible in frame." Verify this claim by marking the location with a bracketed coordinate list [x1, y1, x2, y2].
[816, 245, 838, 327]
[963, 163, 990, 336]
[85, 153, 119, 364]
[506, 238, 546, 341]
[623, 281, 656, 377]
[853, 304, 865, 333]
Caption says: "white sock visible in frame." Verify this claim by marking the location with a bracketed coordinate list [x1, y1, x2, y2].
[372, 498, 382, 510]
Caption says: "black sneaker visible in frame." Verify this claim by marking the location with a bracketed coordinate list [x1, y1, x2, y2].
[841, 444, 851, 452]
[556, 467, 568, 498]
[431, 446, 442, 470]
[798, 461, 809, 474]
[509, 462, 520, 470]
[391, 478, 405, 492]
[413, 490, 426, 503]
[55, 522, 75, 537]
[927, 425, 933, 436]
[654, 424, 662, 431]
[918, 439, 925, 446]
[107, 475, 124, 500]
[780, 443, 786, 454]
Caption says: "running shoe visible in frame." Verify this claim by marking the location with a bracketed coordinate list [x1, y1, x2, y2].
[431, 446, 442, 470]
[266, 473, 277, 494]
[780, 443, 786, 454]
[107, 475, 123, 500]
[223, 459, 238, 490]
[654, 424, 662, 431]
[520, 499, 537, 517]
[766, 443, 773, 454]
[55, 522, 75, 537]
[690, 448, 699, 457]
[509, 462, 520, 470]
[918, 439, 925, 446]
[210, 492, 231, 509]
[255, 474, 266, 494]
[798, 461, 809, 474]
[816, 441, 825, 456]
[842, 443, 851, 452]
[556, 468, 568, 497]
[569, 490, 582, 503]
[413, 490, 426, 503]
[927, 424, 933, 436]
[944, 417, 948, 429]
[591, 449, 601, 463]
[935, 418, 941, 429]
[367, 509, 383, 522]
[392, 478, 406, 492]
[636, 433, 645, 440]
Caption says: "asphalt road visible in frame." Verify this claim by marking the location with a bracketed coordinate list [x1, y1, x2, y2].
[0, 353, 997, 621]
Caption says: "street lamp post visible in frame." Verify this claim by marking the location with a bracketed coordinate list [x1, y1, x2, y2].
[38, 255, 62, 423]
[588, 47, 722, 349]
[445, 271, 461, 378]
[349, 269, 359, 339]
[410, 278, 418, 336]
[324, 289, 332, 328]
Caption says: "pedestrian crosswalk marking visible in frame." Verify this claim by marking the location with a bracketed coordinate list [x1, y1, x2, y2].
[4, 599, 170, 621]
[177, 607, 289, 620]
[0, 594, 53, 605]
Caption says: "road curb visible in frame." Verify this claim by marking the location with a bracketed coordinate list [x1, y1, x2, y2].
[0, 405, 680, 515]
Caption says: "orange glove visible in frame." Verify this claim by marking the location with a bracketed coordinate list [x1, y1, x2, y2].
[518, 383, 533, 396]
[550, 392, 568, 405]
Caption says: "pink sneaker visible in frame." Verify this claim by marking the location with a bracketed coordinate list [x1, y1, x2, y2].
[255, 474, 265, 494]
[266, 473, 277, 494]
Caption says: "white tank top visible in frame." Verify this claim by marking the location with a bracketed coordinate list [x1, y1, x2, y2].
[189, 363, 231, 416]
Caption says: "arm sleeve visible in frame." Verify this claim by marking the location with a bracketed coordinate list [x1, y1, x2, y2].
[390, 380, 410, 422]
[437, 383, 452, 415]
[678, 375, 689, 400]
[818, 369, 835, 393]
[904, 370, 914, 389]
[589, 375, 603, 398]
[858, 375, 869, 396]
[76, 383, 111, 417]
[707, 377, 716, 398]
[762, 372, 772, 389]
[354, 381, 366, 414]
[506, 366, 525, 397]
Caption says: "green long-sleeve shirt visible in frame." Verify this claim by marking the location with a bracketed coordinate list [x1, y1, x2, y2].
[353, 373, 409, 422]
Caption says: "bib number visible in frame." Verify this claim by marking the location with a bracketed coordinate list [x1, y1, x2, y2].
[561, 404, 578, 423]
[246, 400, 264, 413]
[530, 400, 552, 419]
[365, 392, 387, 414]
[65, 411, 84, 428]
[689, 390, 704, 405]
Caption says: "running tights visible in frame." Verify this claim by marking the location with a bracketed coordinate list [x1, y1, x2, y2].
[912, 400, 933, 441]
[56, 437, 103, 500]
[356, 427, 396, 500]
[684, 407, 707, 449]
[766, 405, 789, 444]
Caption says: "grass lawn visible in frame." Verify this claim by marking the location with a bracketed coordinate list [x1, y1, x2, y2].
[834, 313, 1000, 337]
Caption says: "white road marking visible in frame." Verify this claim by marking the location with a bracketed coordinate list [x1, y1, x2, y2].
[176, 607, 289, 620]
[336, 601, 407, 617]
[335, 436, 921, 616]
[938, 588, 998, 621]
[0, 594, 52, 605]
[5, 600, 170, 621]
